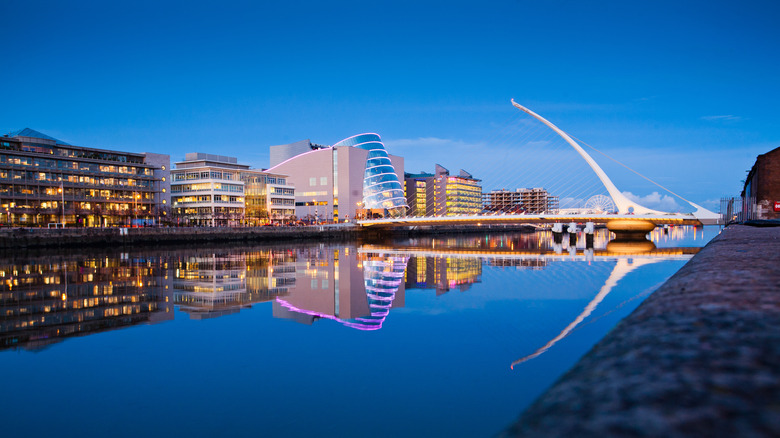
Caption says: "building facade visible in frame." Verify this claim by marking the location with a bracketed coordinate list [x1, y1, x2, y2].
[483, 187, 559, 214]
[742, 146, 780, 220]
[404, 165, 481, 216]
[404, 171, 435, 216]
[0, 128, 169, 227]
[171, 153, 295, 226]
[267, 133, 406, 222]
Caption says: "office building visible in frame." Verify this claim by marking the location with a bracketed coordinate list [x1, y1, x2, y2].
[404, 165, 481, 216]
[268, 133, 406, 222]
[0, 128, 169, 227]
[404, 171, 435, 216]
[171, 153, 295, 226]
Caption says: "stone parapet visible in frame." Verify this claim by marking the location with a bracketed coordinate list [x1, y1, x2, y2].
[505, 224, 780, 437]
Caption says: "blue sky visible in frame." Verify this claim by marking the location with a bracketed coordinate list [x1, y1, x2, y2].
[2, 0, 778, 210]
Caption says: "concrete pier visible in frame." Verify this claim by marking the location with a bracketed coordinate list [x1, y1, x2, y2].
[505, 224, 780, 437]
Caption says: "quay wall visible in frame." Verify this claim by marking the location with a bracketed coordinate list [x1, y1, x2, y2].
[504, 224, 780, 437]
[0, 224, 539, 250]
[0, 225, 365, 249]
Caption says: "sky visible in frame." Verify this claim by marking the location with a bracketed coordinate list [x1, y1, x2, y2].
[2, 0, 778, 211]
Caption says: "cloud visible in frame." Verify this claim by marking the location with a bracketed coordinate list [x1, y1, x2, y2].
[700, 115, 743, 122]
[622, 191, 684, 212]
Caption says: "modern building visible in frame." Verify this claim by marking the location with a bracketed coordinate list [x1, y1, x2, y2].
[742, 146, 780, 220]
[404, 165, 481, 216]
[483, 187, 559, 214]
[0, 128, 169, 227]
[171, 153, 295, 226]
[268, 133, 406, 222]
[404, 171, 435, 216]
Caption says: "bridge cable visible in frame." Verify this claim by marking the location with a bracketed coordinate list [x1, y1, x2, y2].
[569, 134, 695, 206]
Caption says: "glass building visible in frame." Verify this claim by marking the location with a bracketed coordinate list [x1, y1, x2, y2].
[268, 133, 407, 222]
[331, 134, 407, 217]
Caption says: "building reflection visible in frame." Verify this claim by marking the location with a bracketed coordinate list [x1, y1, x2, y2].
[273, 247, 407, 330]
[171, 249, 296, 319]
[405, 256, 482, 294]
[0, 255, 172, 351]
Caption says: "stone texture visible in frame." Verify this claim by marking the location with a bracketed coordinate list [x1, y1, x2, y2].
[505, 225, 780, 438]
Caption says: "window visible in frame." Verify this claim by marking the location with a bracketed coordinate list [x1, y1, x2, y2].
[320, 177, 327, 185]
[309, 177, 316, 186]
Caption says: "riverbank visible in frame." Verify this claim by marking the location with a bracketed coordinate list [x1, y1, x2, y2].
[504, 224, 780, 437]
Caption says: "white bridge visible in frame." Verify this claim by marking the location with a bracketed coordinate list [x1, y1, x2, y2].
[358, 100, 721, 231]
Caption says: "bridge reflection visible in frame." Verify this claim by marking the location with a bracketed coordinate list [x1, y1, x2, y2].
[0, 229, 702, 350]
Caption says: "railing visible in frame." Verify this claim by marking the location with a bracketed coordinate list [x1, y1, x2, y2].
[720, 196, 756, 223]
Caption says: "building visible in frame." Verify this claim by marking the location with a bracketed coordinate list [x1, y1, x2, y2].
[0, 128, 169, 227]
[404, 171, 435, 216]
[170, 153, 295, 226]
[742, 146, 780, 220]
[483, 187, 559, 214]
[433, 165, 482, 216]
[404, 165, 481, 216]
[268, 133, 406, 222]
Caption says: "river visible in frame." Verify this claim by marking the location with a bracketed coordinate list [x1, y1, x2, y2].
[0, 226, 720, 437]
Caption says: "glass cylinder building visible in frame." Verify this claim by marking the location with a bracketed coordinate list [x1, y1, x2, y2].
[332, 133, 408, 217]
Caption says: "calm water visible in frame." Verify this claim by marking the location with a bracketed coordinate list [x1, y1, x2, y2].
[0, 226, 719, 437]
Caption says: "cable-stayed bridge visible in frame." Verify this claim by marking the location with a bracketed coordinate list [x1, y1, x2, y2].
[359, 100, 721, 231]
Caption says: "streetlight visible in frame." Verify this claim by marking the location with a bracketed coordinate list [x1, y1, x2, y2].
[133, 192, 141, 226]
[58, 182, 65, 226]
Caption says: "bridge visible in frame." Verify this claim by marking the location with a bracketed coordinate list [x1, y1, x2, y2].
[358, 100, 721, 232]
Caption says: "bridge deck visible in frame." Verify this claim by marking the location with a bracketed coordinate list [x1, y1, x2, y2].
[357, 213, 707, 228]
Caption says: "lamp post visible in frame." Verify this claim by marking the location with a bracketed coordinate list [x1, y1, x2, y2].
[59, 182, 65, 226]
[133, 192, 140, 225]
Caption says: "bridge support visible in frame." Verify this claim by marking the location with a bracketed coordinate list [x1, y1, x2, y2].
[606, 219, 656, 240]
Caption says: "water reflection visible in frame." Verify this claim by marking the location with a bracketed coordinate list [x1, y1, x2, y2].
[0, 255, 172, 351]
[0, 227, 707, 352]
[1, 227, 721, 438]
[273, 247, 408, 330]
[172, 250, 296, 319]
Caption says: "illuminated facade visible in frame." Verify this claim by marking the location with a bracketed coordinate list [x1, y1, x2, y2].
[267, 134, 406, 222]
[404, 171, 434, 216]
[171, 153, 295, 226]
[403, 165, 481, 216]
[0, 128, 170, 227]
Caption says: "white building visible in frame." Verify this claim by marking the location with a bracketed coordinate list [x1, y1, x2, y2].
[268, 134, 406, 222]
[171, 153, 295, 226]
